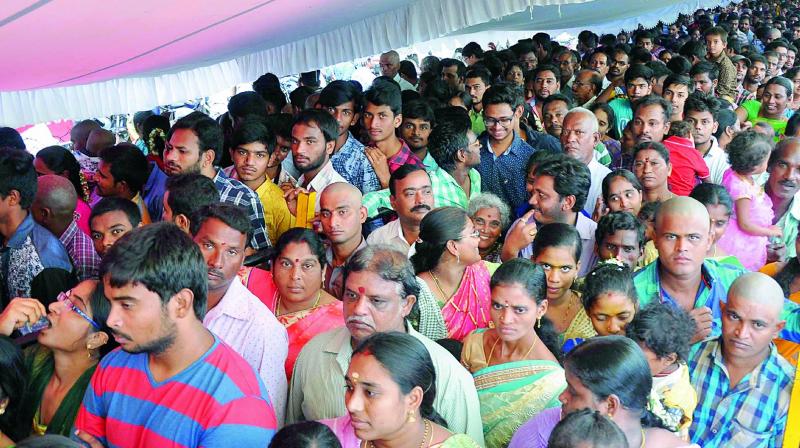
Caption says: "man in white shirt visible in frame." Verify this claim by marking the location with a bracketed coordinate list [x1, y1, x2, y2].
[366, 165, 433, 256]
[190, 203, 288, 425]
[283, 109, 347, 213]
[380, 50, 415, 91]
[685, 94, 729, 184]
[560, 108, 611, 216]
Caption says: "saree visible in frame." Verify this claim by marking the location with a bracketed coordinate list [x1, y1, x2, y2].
[322, 415, 480, 448]
[439, 261, 496, 341]
[462, 330, 566, 448]
[20, 345, 97, 437]
[559, 305, 597, 353]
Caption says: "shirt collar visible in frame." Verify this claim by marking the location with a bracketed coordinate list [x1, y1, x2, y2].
[299, 160, 336, 191]
[705, 136, 724, 158]
[2, 213, 34, 249]
[710, 337, 780, 389]
[213, 277, 251, 320]
[788, 191, 800, 220]
[58, 219, 80, 245]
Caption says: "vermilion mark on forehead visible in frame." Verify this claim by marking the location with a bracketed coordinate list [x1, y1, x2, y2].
[358, 286, 366, 294]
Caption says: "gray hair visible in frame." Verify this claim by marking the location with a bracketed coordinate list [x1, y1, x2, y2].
[566, 107, 600, 133]
[468, 192, 512, 230]
[343, 245, 420, 299]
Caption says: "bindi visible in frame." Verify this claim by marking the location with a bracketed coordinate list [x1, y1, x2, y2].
[358, 286, 366, 294]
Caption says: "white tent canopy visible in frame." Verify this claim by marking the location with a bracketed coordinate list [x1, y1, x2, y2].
[0, 0, 728, 127]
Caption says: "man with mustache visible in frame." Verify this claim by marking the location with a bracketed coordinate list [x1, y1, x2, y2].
[366, 165, 434, 256]
[163, 112, 270, 251]
[190, 203, 288, 425]
[399, 99, 436, 168]
[286, 246, 483, 444]
[767, 138, 800, 260]
[608, 65, 654, 140]
[464, 66, 492, 135]
[688, 273, 794, 447]
[74, 223, 277, 447]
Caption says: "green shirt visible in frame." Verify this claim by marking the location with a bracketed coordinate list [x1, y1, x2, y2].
[287, 326, 486, 446]
[470, 109, 486, 135]
[608, 97, 633, 140]
[594, 142, 612, 166]
[741, 100, 787, 140]
[775, 194, 800, 259]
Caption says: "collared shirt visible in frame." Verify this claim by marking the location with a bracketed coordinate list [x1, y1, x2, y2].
[688, 338, 794, 447]
[383, 139, 425, 173]
[586, 158, 611, 216]
[477, 131, 536, 211]
[703, 137, 730, 185]
[142, 162, 167, 222]
[330, 133, 381, 194]
[286, 326, 485, 445]
[428, 166, 481, 209]
[203, 277, 288, 426]
[0, 214, 73, 308]
[324, 237, 367, 298]
[392, 73, 416, 91]
[775, 192, 800, 259]
[361, 152, 438, 218]
[212, 169, 271, 250]
[59, 219, 100, 281]
[709, 52, 738, 104]
[608, 97, 633, 139]
[297, 160, 348, 212]
[517, 213, 598, 277]
[254, 178, 292, 246]
[469, 109, 486, 135]
[365, 219, 415, 256]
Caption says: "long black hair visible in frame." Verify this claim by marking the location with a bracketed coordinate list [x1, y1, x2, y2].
[491, 258, 563, 361]
[0, 336, 27, 442]
[564, 336, 667, 429]
[352, 332, 447, 427]
[35, 145, 90, 203]
[411, 207, 469, 274]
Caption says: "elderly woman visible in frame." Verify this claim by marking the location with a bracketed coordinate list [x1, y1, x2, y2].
[468, 193, 511, 263]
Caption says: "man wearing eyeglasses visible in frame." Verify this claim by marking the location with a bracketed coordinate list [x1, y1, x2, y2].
[476, 83, 537, 214]
[572, 69, 604, 109]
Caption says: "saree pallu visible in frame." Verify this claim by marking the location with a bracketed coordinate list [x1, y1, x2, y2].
[322, 415, 481, 448]
[277, 302, 344, 380]
[473, 360, 566, 448]
[440, 261, 495, 341]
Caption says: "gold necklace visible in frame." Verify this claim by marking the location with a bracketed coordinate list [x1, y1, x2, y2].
[275, 290, 321, 317]
[364, 419, 431, 448]
[429, 270, 452, 301]
[556, 291, 577, 331]
[640, 428, 646, 448]
[486, 332, 538, 365]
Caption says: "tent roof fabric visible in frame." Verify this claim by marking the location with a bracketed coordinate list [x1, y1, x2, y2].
[0, 0, 725, 127]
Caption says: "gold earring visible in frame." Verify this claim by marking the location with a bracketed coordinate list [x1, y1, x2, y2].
[407, 410, 416, 423]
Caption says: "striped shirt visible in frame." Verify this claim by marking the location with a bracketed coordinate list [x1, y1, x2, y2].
[688, 338, 794, 447]
[427, 166, 481, 209]
[75, 336, 276, 447]
[212, 169, 271, 250]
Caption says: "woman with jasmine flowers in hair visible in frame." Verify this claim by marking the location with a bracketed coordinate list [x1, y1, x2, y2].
[582, 259, 639, 337]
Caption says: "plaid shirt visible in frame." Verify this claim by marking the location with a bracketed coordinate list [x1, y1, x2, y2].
[477, 132, 536, 211]
[331, 133, 380, 194]
[212, 169, 271, 250]
[688, 338, 794, 447]
[384, 139, 425, 173]
[427, 166, 481, 209]
[59, 218, 100, 281]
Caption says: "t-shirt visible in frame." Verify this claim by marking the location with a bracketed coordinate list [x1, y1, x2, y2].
[663, 135, 709, 196]
[741, 100, 788, 140]
[75, 336, 276, 447]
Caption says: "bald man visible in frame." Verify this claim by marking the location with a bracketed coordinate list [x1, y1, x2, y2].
[319, 182, 367, 297]
[31, 175, 100, 281]
[379, 50, 415, 91]
[560, 109, 610, 216]
[688, 273, 794, 447]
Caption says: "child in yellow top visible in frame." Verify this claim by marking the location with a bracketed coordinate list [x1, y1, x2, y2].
[625, 301, 697, 440]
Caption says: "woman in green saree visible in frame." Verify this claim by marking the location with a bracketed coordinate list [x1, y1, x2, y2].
[460, 259, 566, 448]
[20, 279, 115, 437]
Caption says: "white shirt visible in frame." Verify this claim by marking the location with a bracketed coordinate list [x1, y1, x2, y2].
[586, 158, 612, 216]
[297, 160, 347, 211]
[517, 212, 598, 277]
[393, 73, 417, 91]
[203, 277, 289, 425]
[366, 219, 416, 256]
[702, 137, 730, 185]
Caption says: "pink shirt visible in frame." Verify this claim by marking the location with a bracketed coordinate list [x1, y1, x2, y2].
[203, 277, 289, 425]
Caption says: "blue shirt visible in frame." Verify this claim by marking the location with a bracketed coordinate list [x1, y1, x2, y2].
[477, 132, 536, 211]
[142, 162, 167, 222]
[688, 338, 794, 447]
[212, 169, 271, 250]
[330, 133, 380, 194]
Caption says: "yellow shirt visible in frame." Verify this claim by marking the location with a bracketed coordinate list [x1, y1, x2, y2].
[255, 179, 292, 245]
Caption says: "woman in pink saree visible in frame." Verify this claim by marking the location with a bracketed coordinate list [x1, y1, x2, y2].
[241, 228, 343, 380]
[413, 207, 497, 341]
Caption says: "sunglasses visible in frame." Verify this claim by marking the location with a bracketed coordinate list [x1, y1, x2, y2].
[57, 290, 101, 330]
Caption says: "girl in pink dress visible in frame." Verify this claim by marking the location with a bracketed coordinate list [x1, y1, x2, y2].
[717, 132, 782, 271]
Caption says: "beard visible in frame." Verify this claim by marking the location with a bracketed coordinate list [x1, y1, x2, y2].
[124, 313, 178, 355]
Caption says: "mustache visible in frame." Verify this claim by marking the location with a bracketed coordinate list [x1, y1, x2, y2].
[780, 180, 798, 188]
[411, 204, 431, 213]
[346, 316, 372, 326]
[207, 268, 225, 278]
[111, 330, 132, 340]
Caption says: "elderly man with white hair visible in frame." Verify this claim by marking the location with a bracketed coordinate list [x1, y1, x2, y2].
[688, 272, 795, 447]
[560, 107, 611, 215]
[379, 50, 415, 91]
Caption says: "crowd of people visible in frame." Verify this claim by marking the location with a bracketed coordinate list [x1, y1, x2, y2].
[1, 0, 800, 447]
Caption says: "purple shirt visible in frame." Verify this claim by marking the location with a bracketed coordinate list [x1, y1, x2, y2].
[59, 219, 100, 281]
[508, 406, 561, 448]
